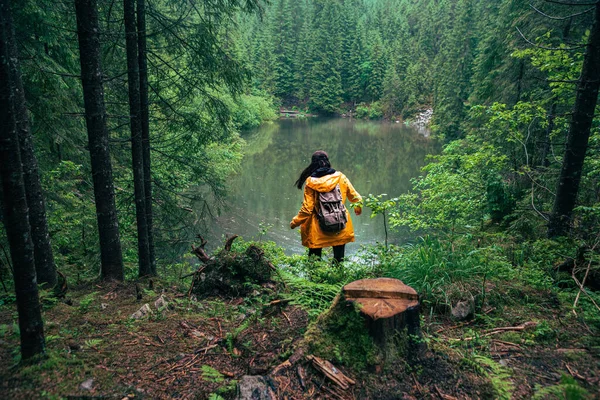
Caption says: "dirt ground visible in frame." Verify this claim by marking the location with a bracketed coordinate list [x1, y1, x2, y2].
[0, 280, 599, 399]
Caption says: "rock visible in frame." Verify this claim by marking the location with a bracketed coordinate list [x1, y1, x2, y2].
[451, 300, 473, 321]
[154, 294, 168, 310]
[130, 303, 152, 319]
[236, 375, 275, 400]
[79, 378, 94, 391]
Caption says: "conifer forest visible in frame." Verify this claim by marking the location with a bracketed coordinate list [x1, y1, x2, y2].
[1, 0, 600, 398]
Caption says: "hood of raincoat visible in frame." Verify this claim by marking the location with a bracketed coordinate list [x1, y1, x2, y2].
[305, 171, 342, 193]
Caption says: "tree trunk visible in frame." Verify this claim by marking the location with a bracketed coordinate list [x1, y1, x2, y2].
[137, 0, 156, 275]
[343, 278, 424, 361]
[124, 0, 151, 276]
[548, 4, 600, 238]
[0, 0, 46, 359]
[75, 0, 125, 281]
[6, 1, 57, 288]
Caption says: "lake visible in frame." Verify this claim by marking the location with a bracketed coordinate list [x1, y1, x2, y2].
[202, 118, 437, 255]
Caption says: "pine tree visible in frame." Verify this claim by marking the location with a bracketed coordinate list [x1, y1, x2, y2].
[309, 0, 343, 113]
[366, 32, 386, 102]
[124, 0, 151, 277]
[75, 0, 125, 281]
[0, 0, 46, 359]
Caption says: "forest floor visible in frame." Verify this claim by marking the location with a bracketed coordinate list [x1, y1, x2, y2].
[0, 278, 599, 399]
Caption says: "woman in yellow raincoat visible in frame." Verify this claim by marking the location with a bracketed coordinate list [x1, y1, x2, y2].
[290, 150, 362, 263]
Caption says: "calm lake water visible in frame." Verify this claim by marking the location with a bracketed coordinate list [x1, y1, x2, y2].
[203, 118, 437, 255]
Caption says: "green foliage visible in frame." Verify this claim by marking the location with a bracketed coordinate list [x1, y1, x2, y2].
[465, 354, 514, 399]
[363, 194, 397, 248]
[78, 292, 98, 314]
[379, 237, 515, 308]
[355, 102, 383, 120]
[224, 91, 278, 130]
[201, 365, 225, 383]
[304, 298, 381, 368]
[280, 271, 343, 319]
[532, 374, 592, 400]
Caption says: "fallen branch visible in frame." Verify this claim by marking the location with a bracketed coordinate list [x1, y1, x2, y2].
[270, 347, 305, 376]
[435, 385, 458, 400]
[565, 363, 589, 383]
[446, 321, 538, 341]
[306, 355, 355, 391]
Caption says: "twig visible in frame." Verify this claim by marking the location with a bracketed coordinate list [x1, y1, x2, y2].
[307, 355, 355, 390]
[282, 311, 292, 326]
[447, 321, 538, 341]
[530, 3, 596, 20]
[543, 0, 599, 6]
[573, 238, 599, 312]
[516, 26, 586, 50]
[565, 363, 588, 382]
[435, 385, 458, 400]
[531, 184, 550, 221]
[492, 339, 522, 348]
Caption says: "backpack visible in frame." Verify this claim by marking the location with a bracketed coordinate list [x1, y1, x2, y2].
[316, 184, 347, 232]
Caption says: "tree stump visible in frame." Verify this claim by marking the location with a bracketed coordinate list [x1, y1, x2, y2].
[343, 278, 423, 359]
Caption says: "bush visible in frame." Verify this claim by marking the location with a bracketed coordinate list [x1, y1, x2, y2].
[355, 102, 383, 120]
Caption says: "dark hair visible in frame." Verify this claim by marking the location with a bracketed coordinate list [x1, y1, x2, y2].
[295, 150, 331, 189]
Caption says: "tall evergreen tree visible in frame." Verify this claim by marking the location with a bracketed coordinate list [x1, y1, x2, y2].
[309, 0, 343, 113]
[365, 32, 386, 102]
[0, 0, 45, 359]
[75, 0, 124, 281]
[137, 0, 156, 275]
[124, 0, 151, 276]
[5, 0, 57, 288]
[549, 3, 600, 237]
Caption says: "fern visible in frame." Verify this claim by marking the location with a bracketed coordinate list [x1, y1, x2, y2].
[280, 273, 343, 318]
[470, 354, 514, 400]
[532, 375, 592, 400]
[84, 338, 102, 349]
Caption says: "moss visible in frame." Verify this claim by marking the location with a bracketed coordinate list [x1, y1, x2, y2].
[303, 295, 382, 368]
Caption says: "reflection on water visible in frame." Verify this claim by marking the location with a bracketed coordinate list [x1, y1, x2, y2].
[203, 118, 438, 255]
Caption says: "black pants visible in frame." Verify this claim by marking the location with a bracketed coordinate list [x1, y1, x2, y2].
[308, 245, 345, 263]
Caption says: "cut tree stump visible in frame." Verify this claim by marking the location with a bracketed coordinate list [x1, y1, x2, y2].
[343, 278, 423, 359]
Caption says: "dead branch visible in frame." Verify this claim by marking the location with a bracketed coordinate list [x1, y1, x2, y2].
[270, 347, 305, 376]
[516, 26, 586, 50]
[447, 322, 538, 341]
[223, 234, 239, 252]
[573, 238, 599, 312]
[530, 3, 596, 20]
[306, 355, 355, 391]
[543, 0, 599, 6]
[435, 385, 458, 400]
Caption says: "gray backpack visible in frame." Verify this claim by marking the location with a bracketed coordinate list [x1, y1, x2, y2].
[316, 184, 347, 232]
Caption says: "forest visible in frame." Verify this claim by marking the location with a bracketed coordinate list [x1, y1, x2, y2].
[1, 0, 599, 398]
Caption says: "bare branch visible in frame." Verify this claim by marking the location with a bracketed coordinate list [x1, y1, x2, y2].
[530, 3, 596, 20]
[516, 26, 587, 50]
[531, 185, 550, 221]
[543, 0, 599, 6]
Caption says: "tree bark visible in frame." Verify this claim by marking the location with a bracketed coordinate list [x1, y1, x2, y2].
[548, 4, 600, 238]
[75, 0, 125, 281]
[6, 1, 57, 288]
[124, 0, 151, 276]
[137, 0, 156, 275]
[0, 0, 46, 359]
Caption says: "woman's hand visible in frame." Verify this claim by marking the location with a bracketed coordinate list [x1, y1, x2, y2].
[354, 206, 362, 216]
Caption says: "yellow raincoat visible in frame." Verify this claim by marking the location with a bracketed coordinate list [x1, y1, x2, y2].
[290, 171, 362, 249]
